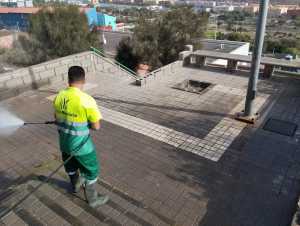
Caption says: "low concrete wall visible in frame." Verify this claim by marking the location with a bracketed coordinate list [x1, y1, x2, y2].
[0, 49, 181, 100]
[0, 51, 137, 101]
[141, 61, 182, 86]
[0, 51, 96, 101]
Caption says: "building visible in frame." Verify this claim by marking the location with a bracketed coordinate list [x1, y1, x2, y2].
[17, 1, 33, 7]
[146, 5, 164, 11]
[85, 8, 117, 31]
[246, 3, 299, 15]
[245, 4, 260, 13]
[0, 7, 39, 31]
[268, 4, 299, 17]
[197, 39, 250, 67]
[0, 7, 117, 31]
[97, 13, 116, 31]
[269, 6, 288, 16]
[287, 8, 300, 17]
[213, 5, 235, 12]
[0, 0, 33, 7]
[83, 7, 98, 26]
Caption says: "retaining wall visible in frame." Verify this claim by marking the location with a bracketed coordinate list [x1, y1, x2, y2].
[0, 51, 96, 100]
[0, 51, 136, 101]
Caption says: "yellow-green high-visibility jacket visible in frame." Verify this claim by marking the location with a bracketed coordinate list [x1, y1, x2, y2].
[53, 87, 101, 156]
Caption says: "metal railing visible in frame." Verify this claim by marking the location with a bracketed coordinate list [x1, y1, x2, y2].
[90, 47, 140, 80]
[90, 47, 181, 85]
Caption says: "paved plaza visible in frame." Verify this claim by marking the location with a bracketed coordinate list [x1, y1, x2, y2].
[1, 63, 300, 226]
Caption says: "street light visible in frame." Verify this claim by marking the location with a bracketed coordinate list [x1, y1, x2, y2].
[236, 0, 270, 123]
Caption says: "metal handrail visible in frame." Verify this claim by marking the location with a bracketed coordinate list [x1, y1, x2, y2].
[90, 47, 180, 84]
[90, 46, 140, 80]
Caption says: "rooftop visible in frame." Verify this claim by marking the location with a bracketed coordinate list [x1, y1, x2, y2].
[0, 7, 92, 14]
[0, 7, 40, 14]
[195, 39, 249, 53]
[193, 49, 300, 68]
[1, 53, 300, 226]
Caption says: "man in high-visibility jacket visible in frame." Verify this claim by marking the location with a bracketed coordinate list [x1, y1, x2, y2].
[53, 66, 109, 208]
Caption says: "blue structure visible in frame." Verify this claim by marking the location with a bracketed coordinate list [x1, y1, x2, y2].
[85, 8, 116, 31]
[0, 7, 117, 32]
[84, 7, 98, 27]
[0, 11, 32, 31]
[97, 13, 116, 31]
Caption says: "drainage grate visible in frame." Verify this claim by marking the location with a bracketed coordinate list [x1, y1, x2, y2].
[263, 118, 298, 137]
[173, 80, 213, 94]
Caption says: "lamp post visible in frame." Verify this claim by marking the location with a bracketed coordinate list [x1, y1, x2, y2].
[241, 0, 270, 121]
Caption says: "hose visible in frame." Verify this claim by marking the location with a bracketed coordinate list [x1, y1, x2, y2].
[23, 121, 56, 125]
[0, 130, 91, 219]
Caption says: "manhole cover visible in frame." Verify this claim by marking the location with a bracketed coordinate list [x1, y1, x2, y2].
[173, 80, 213, 94]
[263, 118, 298, 137]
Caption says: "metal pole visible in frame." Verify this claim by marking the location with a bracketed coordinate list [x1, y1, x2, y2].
[244, 0, 269, 117]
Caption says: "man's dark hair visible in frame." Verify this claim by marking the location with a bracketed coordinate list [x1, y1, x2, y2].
[68, 66, 85, 84]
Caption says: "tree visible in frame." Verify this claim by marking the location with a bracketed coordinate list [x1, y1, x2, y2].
[264, 36, 300, 55]
[286, 48, 300, 56]
[28, 5, 100, 58]
[226, 32, 252, 43]
[216, 32, 226, 40]
[157, 7, 208, 65]
[115, 6, 208, 70]
[218, 10, 253, 23]
[295, 16, 300, 27]
[115, 37, 139, 71]
[32, 0, 45, 6]
[132, 16, 161, 68]
[6, 35, 48, 65]
[9, 5, 100, 66]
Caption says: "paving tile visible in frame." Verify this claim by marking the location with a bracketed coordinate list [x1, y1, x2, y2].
[1, 64, 300, 226]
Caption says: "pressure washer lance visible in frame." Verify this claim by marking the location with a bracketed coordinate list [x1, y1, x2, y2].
[0, 122, 90, 219]
[23, 121, 56, 125]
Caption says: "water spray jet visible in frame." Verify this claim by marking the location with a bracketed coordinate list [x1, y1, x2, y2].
[0, 107, 56, 137]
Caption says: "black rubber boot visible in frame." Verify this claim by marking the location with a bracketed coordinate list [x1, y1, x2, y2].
[69, 172, 83, 193]
[84, 182, 109, 208]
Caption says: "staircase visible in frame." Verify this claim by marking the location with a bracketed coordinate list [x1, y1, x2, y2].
[90, 47, 183, 87]
[0, 160, 174, 226]
[90, 47, 142, 86]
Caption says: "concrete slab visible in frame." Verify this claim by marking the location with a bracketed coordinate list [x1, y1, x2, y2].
[0, 65, 300, 226]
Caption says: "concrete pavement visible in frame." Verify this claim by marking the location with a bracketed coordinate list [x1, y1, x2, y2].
[0, 63, 300, 225]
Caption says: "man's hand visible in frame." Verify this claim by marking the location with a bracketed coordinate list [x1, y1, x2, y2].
[89, 121, 100, 130]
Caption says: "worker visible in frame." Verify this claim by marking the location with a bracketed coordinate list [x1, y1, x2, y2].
[53, 66, 109, 208]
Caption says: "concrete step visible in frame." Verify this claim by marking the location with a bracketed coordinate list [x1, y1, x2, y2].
[0, 183, 72, 226]
[0, 211, 28, 226]
[0, 160, 174, 226]
[45, 160, 173, 226]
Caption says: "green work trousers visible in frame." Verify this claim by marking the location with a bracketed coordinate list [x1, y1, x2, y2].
[62, 150, 100, 181]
